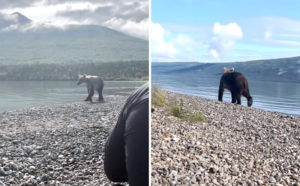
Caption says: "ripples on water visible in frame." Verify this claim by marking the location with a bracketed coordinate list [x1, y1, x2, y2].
[152, 72, 300, 116]
[0, 81, 145, 112]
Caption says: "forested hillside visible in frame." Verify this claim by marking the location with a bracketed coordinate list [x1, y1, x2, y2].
[153, 56, 300, 83]
[0, 61, 148, 81]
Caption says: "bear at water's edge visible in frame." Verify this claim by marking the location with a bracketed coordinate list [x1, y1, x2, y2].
[77, 74, 104, 102]
[218, 69, 253, 107]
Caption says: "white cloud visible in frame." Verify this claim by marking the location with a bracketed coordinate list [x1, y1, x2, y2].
[209, 22, 243, 59]
[151, 23, 201, 62]
[261, 16, 300, 47]
[0, 0, 148, 39]
[264, 31, 272, 40]
[1, 2, 103, 23]
[213, 22, 243, 40]
[104, 18, 148, 39]
[151, 23, 177, 61]
[262, 16, 300, 34]
[210, 49, 219, 59]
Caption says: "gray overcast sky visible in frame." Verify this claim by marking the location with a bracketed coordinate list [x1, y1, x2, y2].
[0, 0, 148, 39]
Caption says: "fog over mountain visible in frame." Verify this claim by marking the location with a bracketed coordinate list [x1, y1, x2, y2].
[0, 12, 31, 29]
[0, 12, 148, 65]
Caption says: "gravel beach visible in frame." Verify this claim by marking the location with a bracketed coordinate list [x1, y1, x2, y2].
[152, 90, 300, 185]
[0, 96, 127, 186]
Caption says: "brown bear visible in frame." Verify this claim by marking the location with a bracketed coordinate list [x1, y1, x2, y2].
[218, 68, 253, 107]
[77, 74, 104, 102]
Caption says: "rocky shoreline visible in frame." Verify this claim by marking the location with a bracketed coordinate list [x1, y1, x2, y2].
[0, 96, 127, 186]
[152, 90, 300, 185]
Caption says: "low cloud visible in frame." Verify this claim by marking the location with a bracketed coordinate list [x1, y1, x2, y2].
[0, 0, 40, 8]
[151, 23, 201, 62]
[0, 12, 31, 30]
[209, 22, 243, 60]
[105, 18, 148, 39]
[54, 1, 149, 39]
[262, 17, 300, 47]
[0, 0, 148, 39]
[0, 13, 15, 28]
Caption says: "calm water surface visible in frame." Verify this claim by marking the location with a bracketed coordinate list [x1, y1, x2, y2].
[152, 71, 300, 116]
[0, 81, 145, 112]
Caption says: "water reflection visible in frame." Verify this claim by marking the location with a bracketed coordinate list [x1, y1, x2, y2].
[0, 81, 145, 112]
[152, 73, 300, 116]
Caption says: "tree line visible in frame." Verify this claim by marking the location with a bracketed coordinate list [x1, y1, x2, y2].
[0, 61, 148, 81]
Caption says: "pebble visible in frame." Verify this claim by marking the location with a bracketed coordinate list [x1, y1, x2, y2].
[0, 168, 6, 176]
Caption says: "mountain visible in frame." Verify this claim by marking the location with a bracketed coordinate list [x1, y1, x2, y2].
[0, 13, 148, 65]
[0, 12, 31, 29]
[11, 12, 32, 24]
[152, 56, 300, 83]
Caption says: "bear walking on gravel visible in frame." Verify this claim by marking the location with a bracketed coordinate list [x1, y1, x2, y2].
[77, 74, 104, 102]
[218, 68, 253, 107]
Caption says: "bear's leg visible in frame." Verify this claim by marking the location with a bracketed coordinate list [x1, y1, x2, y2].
[84, 88, 90, 101]
[98, 86, 104, 102]
[86, 87, 94, 102]
[242, 91, 252, 107]
[218, 83, 224, 102]
[231, 91, 237, 103]
[247, 97, 253, 107]
[236, 93, 242, 105]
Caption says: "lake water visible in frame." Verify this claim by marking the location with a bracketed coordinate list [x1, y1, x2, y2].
[152, 64, 300, 116]
[0, 81, 145, 112]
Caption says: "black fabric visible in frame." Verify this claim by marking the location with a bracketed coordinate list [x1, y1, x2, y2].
[104, 83, 149, 186]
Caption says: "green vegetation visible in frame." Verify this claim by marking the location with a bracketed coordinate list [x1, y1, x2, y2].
[169, 101, 182, 118]
[152, 88, 207, 123]
[0, 24, 148, 65]
[168, 99, 207, 123]
[152, 88, 165, 106]
[0, 61, 148, 81]
[183, 113, 207, 123]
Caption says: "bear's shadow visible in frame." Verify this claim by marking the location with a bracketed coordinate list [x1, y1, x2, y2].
[87, 101, 107, 104]
[87, 100, 106, 104]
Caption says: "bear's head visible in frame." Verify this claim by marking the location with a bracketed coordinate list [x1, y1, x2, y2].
[77, 74, 87, 85]
[223, 67, 234, 73]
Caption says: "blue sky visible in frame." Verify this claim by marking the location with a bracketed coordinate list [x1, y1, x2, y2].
[151, 0, 300, 62]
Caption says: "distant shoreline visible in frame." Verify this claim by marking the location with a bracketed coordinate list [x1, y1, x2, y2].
[0, 77, 148, 82]
[0, 80, 148, 82]
[0, 61, 148, 81]
[152, 59, 300, 83]
[152, 84, 300, 117]
[156, 88, 300, 117]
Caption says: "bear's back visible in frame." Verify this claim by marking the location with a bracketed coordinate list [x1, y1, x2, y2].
[86, 76, 104, 89]
[221, 72, 247, 89]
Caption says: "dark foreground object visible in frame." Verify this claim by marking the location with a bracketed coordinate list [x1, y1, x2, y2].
[218, 72, 253, 106]
[104, 83, 149, 186]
